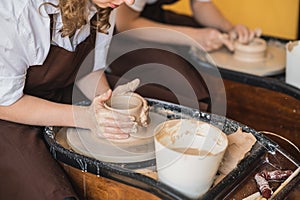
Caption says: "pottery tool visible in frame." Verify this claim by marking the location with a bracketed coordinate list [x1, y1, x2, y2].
[269, 166, 300, 199]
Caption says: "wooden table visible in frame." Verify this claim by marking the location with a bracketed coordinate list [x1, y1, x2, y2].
[219, 68, 300, 161]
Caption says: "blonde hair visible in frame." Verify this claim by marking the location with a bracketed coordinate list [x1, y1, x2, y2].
[43, 0, 112, 37]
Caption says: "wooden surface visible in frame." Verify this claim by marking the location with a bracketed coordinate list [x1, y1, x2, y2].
[56, 128, 160, 200]
[223, 79, 300, 160]
[61, 163, 160, 200]
[222, 78, 300, 199]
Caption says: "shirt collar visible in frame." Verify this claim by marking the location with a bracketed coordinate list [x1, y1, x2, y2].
[48, 0, 98, 51]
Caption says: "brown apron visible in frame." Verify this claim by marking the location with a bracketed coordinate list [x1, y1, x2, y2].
[0, 18, 96, 200]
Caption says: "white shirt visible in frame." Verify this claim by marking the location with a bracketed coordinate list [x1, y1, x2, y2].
[0, 0, 115, 106]
[129, 0, 211, 12]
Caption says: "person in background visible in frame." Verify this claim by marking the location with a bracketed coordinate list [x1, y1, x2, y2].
[116, 0, 256, 51]
[0, 0, 136, 199]
[109, 0, 254, 112]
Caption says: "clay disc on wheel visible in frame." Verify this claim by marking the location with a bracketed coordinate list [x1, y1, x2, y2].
[207, 41, 286, 76]
[66, 112, 167, 163]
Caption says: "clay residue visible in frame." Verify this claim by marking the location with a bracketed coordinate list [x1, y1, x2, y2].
[156, 120, 202, 146]
[287, 41, 299, 52]
[156, 120, 227, 156]
[214, 128, 257, 185]
[136, 93, 150, 127]
[137, 126, 257, 185]
[156, 122, 181, 145]
[170, 148, 213, 156]
[139, 101, 149, 127]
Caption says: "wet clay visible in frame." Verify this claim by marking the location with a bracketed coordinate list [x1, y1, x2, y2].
[233, 38, 267, 62]
[155, 119, 228, 155]
[170, 148, 213, 156]
[287, 40, 299, 52]
[218, 128, 257, 175]
[105, 92, 150, 127]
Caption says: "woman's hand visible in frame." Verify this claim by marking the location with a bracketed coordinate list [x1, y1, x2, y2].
[191, 27, 234, 52]
[112, 78, 140, 95]
[190, 26, 262, 52]
[228, 25, 261, 44]
[113, 78, 150, 127]
[88, 89, 137, 139]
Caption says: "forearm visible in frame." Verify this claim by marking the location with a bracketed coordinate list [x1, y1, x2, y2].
[191, 1, 233, 32]
[76, 69, 110, 100]
[116, 5, 201, 46]
[0, 94, 90, 128]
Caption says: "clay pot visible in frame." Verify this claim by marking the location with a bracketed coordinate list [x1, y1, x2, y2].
[233, 38, 267, 62]
[104, 93, 149, 127]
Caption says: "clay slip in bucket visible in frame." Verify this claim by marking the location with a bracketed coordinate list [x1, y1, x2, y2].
[154, 119, 228, 198]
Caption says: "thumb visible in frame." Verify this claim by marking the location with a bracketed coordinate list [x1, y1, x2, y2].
[220, 33, 234, 51]
[113, 78, 140, 95]
[95, 89, 112, 105]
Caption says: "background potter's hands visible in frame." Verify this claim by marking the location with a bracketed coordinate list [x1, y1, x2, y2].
[228, 24, 261, 44]
[112, 78, 150, 127]
[135, 91, 150, 127]
[88, 89, 137, 139]
[192, 28, 234, 52]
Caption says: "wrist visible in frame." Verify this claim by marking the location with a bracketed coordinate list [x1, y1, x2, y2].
[72, 105, 93, 130]
[221, 21, 234, 33]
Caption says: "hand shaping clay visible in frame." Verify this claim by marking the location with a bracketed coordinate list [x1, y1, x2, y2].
[204, 39, 286, 76]
[104, 92, 150, 127]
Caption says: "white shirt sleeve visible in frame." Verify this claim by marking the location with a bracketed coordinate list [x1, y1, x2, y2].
[0, 1, 51, 106]
[0, 19, 27, 106]
[0, 0, 109, 105]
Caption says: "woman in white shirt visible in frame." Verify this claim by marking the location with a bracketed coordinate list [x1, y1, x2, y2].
[0, 0, 135, 199]
[116, 0, 256, 51]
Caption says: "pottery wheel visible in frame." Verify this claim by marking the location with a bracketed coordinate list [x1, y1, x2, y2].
[66, 112, 167, 163]
[207, 40, 286, 76]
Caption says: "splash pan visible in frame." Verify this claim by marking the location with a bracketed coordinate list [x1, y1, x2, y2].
[44, 99, 299, 199]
